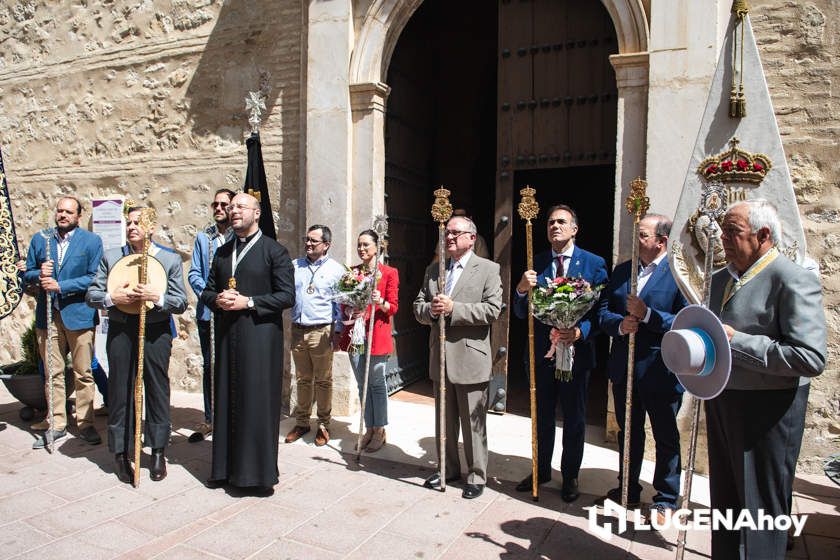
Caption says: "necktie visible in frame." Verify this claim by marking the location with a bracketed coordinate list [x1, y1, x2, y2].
[555, 255, 568, 277]
[445, 261, 459, 295]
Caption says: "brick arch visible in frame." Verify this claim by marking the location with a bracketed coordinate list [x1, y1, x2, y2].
[349, 0, 649, 85]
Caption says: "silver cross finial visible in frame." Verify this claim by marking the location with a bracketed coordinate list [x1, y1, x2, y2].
[245, 91, 266, 134]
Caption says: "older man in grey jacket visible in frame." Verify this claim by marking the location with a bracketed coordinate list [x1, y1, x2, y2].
[707, 199, 826, 560]
[414, 215, 503, 499]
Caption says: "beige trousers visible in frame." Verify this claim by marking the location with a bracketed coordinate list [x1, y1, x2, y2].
[36, 313, 96, 431]
[290, 324, 334, 428]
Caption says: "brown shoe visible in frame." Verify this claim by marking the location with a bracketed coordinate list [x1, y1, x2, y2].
[30, 419, 50, 431]
[284, 425, 310, 443]
[314, 425, 330, 447]
[356, 428, 374, 451]
[365, 428, 386, 452]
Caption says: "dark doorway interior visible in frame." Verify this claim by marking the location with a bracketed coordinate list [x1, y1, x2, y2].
[384, 0, 498, 392]
[506, 166, 616, 426]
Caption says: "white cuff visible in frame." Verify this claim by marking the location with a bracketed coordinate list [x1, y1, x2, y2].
[104, 294, 114, 308]
[642, 307, 651, 323]
[156, 293, 165, 308]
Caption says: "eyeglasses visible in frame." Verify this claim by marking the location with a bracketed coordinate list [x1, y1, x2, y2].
[638, 231, 659, 240]
[445, 229, 471, 238]
[303, 237, 324, 245]
[210, 202, 229, 208]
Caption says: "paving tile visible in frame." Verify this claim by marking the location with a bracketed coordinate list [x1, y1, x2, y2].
[18, 520, 151, 559]
[0, 488, 67, 523]
[793, 473, 840, 500]
[22, 485, 154, 538]
[266, 465, 367, 511]
[119, 485, 243, 537]
[185, 502, 296, 559]
[348, 530, 449, 560]
[252, 538, 343, 560]
[151, 544, 229, 560]
[0, 459, 79, 498]
[384, 492, 492, 547]
[801, 534, 840, 559]
[0, 521, 52, 558]
[792, 495, 840, 538]
[40, 466, 121, 501]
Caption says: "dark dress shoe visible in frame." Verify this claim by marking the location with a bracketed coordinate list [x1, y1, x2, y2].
[515, 473, 550, 492]
[114, 453, 133, 484]
[462, 484, 484, 499]
[204, 479, 226, 489]
[561, 478, 580, 503]
[78, 426, 102, 445]
[594, 487, 640, 508]
[150, 448, 167, 481]
[251, 486, 274, 497]
[423, 472, 461, 490]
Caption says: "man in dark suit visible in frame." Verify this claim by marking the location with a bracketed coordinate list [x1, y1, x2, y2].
[708, 200, 826, 559]
[25, 196, 104, 449]
[597, 214, 687, 518]
[513, 204, 608, 502]
[414, 215, 503, 499]
[86, 204, 187, 484]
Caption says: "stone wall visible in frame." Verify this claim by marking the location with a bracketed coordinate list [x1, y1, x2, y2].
[752, 0, 840, 473]
[0, 1, 304, 395]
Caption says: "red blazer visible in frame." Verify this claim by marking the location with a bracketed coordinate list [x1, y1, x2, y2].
[339, 263, 399, 355]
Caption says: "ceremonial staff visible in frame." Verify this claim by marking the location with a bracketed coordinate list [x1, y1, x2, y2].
[517, 186, 540, 502]
[431, 187, 452, 491]
[356, 215, 389, 460]
[675, 183, 726, 560]
[38, 224, 57, 453]
[621, 178, 649, 508]
[132, 207, 157, 487]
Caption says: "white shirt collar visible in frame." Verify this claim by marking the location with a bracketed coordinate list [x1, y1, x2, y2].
[450, 250, 473, 268]
[642, 252, 667, 270]
[551, 243, 575, 260]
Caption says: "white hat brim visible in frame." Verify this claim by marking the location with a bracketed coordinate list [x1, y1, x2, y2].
[666, 305, 731, 400]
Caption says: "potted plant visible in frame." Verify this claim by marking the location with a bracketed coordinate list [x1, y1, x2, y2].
[0, 321, 72, 421]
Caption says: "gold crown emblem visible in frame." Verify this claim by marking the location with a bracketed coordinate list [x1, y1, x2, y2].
[697, 137, 772, 184]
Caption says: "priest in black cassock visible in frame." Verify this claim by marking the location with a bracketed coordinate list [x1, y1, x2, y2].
[199, 192, 295, 494]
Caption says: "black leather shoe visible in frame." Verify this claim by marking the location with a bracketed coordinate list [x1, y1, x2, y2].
[150, 448, 167, 481]
[423, 472, 461, 490]
[204, 479, 226, 489]
[593, 487, 640, 508]
[515, 473, 551, 492]
[114, 453, 133, 484]
[561, 478, 580, 503]
[78, 426, 102, 445]
[462, 484, 484, 499]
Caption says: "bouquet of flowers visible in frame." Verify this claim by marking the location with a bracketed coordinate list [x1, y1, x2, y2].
[332, 265, 379, 354]
[531, 276, 603, 381]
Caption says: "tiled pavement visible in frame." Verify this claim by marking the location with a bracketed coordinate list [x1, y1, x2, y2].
[0, 386, 837, 559]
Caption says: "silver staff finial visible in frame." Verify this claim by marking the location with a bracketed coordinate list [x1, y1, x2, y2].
[245, 91, 266, 134]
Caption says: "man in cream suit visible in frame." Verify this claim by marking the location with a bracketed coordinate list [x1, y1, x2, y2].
[708, 199, 826, 559]
[413, 215, 503, 499]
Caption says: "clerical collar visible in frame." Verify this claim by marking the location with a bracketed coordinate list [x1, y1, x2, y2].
[237, 231, 258, 244]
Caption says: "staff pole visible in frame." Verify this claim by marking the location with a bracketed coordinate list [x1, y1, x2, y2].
[431, 187, 452, 491]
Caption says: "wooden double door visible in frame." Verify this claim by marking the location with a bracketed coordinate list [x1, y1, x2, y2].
[384, 0, 617, 416]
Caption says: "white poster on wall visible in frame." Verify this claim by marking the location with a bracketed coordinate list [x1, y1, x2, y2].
[90, 196, 125, 376]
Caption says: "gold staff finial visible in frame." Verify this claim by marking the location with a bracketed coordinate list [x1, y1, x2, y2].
[517, 185, 540, 222]
[431, 187, 453, 224]
[625, 177, 650, 220]
[245, 188, 262, 202]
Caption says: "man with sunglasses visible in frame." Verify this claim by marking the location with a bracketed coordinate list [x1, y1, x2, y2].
[187, 188, 236, 443]
[285, 224, 346, 446]
[513, 204, 608, 502]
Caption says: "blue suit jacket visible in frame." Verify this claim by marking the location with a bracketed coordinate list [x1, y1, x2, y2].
[24, 227, 103, 331]
[597, 258, 687, 393]
[513, 245, 608, 373]
[188, 226, 233, 322]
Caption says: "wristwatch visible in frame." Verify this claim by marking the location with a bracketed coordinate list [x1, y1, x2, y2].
[247, 297, 255, 309]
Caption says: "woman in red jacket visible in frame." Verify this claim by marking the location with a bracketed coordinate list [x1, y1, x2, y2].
[339, 229, 399, 452]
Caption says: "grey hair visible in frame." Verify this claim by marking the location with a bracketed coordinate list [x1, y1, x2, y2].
[643, 213, 672, 238]
[448, 215, 477, 235]
[731, 199, 782, 245]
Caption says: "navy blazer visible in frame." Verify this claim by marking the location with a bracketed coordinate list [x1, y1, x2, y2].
[24, 227, 103, 331]
[513, 245, 608, 373]
[597, 257, 687, 393]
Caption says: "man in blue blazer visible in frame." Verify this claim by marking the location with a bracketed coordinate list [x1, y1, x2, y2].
[25, 196, 104, 449]
[596, 214, 687, 518]
[187, 188, 234, 442]
[513, 204, 608, 502]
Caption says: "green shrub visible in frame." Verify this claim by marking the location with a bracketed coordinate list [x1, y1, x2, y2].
[16, 320, 39, 376]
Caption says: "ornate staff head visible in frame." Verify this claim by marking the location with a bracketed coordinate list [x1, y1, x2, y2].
[517, 185, 540, 223]
[431, 187, 453, 225]
[245, 91, 266, 135]
[625, 177, 650, 222]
